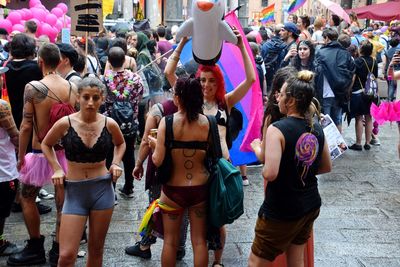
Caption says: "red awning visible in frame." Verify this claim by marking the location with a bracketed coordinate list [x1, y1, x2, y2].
[347, 0, 400, 21]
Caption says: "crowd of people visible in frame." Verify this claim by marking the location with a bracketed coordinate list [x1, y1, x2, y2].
[0, 10, 398, 267]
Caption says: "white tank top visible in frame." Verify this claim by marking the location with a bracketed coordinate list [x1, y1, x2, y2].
[0, 128, 18, 182]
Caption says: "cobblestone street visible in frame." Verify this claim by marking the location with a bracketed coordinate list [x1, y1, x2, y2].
[1, 123, 399, 267]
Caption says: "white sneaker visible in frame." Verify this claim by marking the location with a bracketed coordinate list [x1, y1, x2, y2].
[35, 196, 41, 203]
[39, 188, 54, 199]
[242, 177, 250, 186]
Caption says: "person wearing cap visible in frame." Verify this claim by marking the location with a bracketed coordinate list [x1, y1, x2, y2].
[280, 22, 300, 67]
[350, 26, 366, 47]
[56, 43, 81, 86]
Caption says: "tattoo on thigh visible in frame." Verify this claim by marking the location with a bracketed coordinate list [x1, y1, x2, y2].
[167, 213, 179, 220]
[21, 185, 40, 198]
[194, 208, 206, 218]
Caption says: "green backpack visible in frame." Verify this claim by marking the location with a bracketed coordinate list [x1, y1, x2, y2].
[207, 115, 244, 228]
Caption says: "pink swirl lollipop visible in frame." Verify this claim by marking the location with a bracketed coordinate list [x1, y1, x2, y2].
[295, 132, 319, 186]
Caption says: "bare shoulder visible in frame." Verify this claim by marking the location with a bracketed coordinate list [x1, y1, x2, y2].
[105, 116, 119, 130]
[24, 81, 48, 104]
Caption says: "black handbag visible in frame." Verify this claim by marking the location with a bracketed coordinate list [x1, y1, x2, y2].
[155, 115, 173, 184]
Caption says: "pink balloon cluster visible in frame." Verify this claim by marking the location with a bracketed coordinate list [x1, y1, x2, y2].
[0, 0, 71, 43]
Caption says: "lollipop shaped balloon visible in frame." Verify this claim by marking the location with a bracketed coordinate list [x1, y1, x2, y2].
[176, 0, 237, 65]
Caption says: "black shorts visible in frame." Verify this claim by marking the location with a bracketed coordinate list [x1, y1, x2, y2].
[0, 179, 19, 218]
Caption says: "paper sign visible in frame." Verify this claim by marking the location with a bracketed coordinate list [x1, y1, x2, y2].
[61, 28, 71, 44]
[321, 114, 348, 160]
[70, 0, 103, 35]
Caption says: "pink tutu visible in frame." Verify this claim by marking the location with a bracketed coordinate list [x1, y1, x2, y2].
[370, 101, 400, 125]
[19, 150, 68, 187]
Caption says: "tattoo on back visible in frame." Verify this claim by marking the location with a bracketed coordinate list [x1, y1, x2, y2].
[24, 83, 48, 105]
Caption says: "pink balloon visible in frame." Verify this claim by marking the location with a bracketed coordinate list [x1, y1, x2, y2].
[57, 3, 68, 14]
[12, 24, 25, 33]
[31, 8, 46, 22]
[7, 11, 22, 25]
[35, 4, 46, 10]
[29, 0, 41, 8]
[51, 7, 64, 18]
[54, 20, 63, 31]
[45, 13, 57, 26]
[24, 9, 33, 20]
[0, 19, 12, 33]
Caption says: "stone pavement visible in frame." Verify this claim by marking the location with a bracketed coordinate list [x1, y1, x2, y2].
[1, 123, 399, 267]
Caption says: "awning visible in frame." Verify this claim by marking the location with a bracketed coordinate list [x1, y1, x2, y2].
[347, 0, 400, 21]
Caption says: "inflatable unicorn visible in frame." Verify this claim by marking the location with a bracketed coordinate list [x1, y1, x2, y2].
[176, 0, 238, 65]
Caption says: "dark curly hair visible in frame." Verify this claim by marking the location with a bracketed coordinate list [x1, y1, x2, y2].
[262, 67, 295, 136]
[174, 76, 204, 123]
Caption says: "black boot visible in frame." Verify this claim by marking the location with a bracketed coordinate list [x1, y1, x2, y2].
[48, 241, 59, 267]
[7, 235, 46, 266]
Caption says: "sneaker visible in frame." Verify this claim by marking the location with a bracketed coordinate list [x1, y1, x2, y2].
[35, 197, 41, 203]
[349, 144, 362, 151]
[37, 203, 52, 215]
[0, 241, 22, 256]
[242, 176, 250, 186]
[118, 188, 134, 198]
[39, 189, 54, 200]
[125, 242, 151, 259]
[370, 138, 381, 146]
[364, 144, 371, 150]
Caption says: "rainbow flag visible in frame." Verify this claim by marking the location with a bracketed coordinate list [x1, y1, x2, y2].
[287, 0, 306, 14]
[178, 11, 264, 166]
[260, 4, 275, 24]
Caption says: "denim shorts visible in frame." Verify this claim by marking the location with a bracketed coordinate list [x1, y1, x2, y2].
[322, 97, 343, 126]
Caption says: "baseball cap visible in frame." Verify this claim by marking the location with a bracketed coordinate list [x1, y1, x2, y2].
[57, 43, 78, 66]
[283, 22, 300, 36]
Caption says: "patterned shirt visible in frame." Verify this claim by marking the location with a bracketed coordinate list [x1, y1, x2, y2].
[103, 70, 144, 119]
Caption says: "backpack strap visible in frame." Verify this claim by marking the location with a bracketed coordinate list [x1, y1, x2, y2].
[164, 114, 174, 149]
[65, 71, 80, 81]
[206, 115, 223, 159]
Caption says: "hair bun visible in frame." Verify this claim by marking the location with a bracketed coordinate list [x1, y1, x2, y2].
[297, 70, 314, 82]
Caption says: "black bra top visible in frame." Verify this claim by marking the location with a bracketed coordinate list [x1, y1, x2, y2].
[215, 109, 227, 127]
[170, 140, 208, 151]
[62, 116, 113, 163]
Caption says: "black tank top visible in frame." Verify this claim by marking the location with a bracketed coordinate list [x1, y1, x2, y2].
[260, 117, 324, 220]
[62, 116, 113, 163]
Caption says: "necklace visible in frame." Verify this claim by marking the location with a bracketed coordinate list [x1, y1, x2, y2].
[203, 101, 217, 111]
[44, 71, 57, 77]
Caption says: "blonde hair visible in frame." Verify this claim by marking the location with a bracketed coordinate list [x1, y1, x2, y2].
[297, 70, 314, 83]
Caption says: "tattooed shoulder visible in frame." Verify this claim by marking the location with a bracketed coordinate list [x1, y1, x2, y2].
[0, 99, 11, 118]
[24, 82, 48, 105]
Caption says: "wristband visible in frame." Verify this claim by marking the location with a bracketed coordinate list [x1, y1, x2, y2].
[111, 162, 121, 167]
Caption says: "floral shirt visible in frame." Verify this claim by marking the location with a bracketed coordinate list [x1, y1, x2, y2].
[103, 70, 144, 120]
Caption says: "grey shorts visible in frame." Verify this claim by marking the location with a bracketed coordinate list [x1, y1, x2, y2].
[62, 174, 115, 216]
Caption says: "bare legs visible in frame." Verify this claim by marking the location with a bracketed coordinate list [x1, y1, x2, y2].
[354, 115, 373, 146]
[57, 208, 113, 267]
[248, 243, 306, 267]
[160, 191, 208, 267]
[19, 185, 41, 239]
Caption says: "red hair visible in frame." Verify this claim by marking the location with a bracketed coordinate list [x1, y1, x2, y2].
[196, 64, 226, 106]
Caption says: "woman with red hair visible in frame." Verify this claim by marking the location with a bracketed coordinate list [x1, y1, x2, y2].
[165, 29, 256, 267]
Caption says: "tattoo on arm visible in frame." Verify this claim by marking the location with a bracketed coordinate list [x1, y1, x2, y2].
[24, 83, 48, 105]
[0, 101, 18, 137]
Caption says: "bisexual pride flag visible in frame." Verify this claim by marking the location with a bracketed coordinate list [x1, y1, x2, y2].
[260, 3, 275, 24]
[287, 0, 307, 14]
[179, 10, 264, 166]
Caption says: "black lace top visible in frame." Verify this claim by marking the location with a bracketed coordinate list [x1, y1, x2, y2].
[62, 116, 113, 163]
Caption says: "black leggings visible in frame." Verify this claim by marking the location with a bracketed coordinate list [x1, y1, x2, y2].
[106, 134, 136, 191]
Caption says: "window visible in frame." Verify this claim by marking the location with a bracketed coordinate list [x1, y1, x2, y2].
[262, 0, 268, 7]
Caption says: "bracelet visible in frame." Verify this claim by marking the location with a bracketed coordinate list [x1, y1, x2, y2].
[111, 162, 121, 167]
[170, 55, 180, 62]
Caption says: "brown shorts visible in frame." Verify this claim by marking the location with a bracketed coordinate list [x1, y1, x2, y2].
[251, 208, 320, 261]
